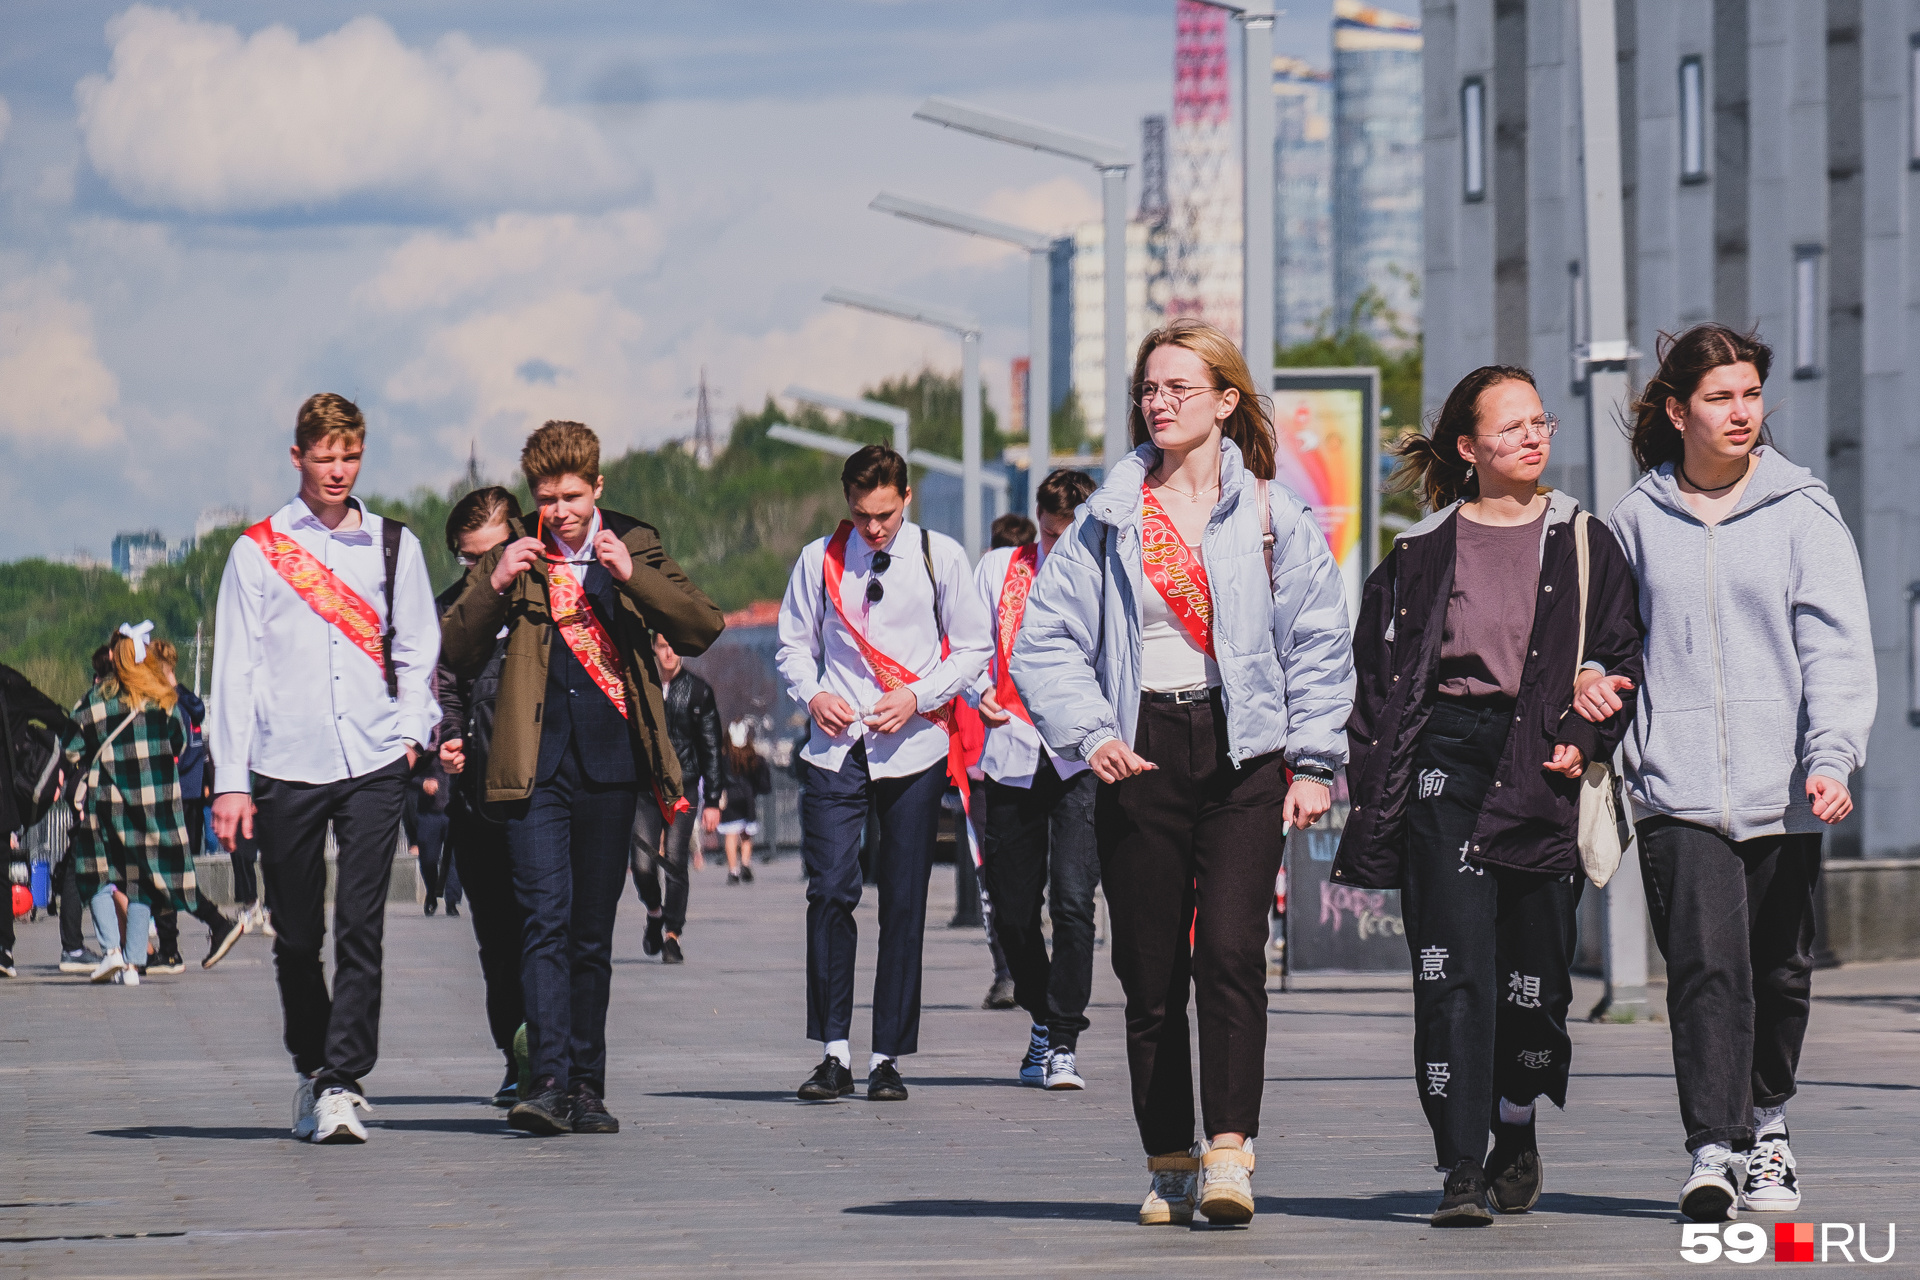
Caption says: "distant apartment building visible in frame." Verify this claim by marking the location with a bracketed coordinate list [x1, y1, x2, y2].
[1071, 217, 1156, 434]
[1274, 55, 1335, 349]
[1169, 0, 1242, 342]
[1333, 0, 1423, 345]
[194, 505, 249, 540]
[111, 530, 169, 588]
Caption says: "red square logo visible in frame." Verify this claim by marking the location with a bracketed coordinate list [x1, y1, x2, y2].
[1776, 1222, 1816, 1262]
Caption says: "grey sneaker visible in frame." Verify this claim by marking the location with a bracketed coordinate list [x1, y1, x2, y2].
[1139, 1153, 1199, 1225]
[291, 1075, 317, 1139]
[1043, 1048, 1085, 1090]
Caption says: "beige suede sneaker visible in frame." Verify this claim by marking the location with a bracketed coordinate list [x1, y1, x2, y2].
[1139, 1152, 1200, 1225]
[1199, 1143, 1256, 1224]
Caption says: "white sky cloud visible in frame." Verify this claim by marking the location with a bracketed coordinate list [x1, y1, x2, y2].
[0, 272, 121, 450]
[75, 6, 638, 216]
[364, 208, 662, 312]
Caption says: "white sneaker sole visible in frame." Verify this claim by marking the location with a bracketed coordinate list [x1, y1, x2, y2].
[312, 1122, 367, 1144]
[1044, 1073, 1085, 1090]
[1740, 1188, 1801, 1212]
[1680, 1175, 1738, 1222]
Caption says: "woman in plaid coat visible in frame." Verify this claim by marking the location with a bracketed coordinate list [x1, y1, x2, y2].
[64, 627, 195, 984]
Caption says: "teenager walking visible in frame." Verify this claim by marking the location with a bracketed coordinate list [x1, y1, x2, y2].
[975, 468, 1102, 1093]
[776, 445, 991, 1104]
[211, 393, 442, 1145]
[152, 676, 245, 972]
[1574, 324, 1874, 1222]
[1013, 319, 1354, 1226]
[630, 632, 722, 963]
[1333, 365, 1643, 1225]
[441, 421, 723, 1136]
[718, 720, 771, 883]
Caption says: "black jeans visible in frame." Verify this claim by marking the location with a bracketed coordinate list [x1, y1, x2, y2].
[417, 810, 455, 906]
[799, 742, 943, 1057]
[1097, 692, 1287, 1156]
[449, 800, 526, 1062]
[58, 847, 84, 953]
[1399, 698, 1582, 1170]
[505, 740, 637, 1093]
[981, 759, 1100, 1049]
[154, 892, 229, 958]
[231, 829, 260, 905]
[631, 804, 696, 935]
[1638, 816, 1821, 1153]
[253, 755, 409, 1095]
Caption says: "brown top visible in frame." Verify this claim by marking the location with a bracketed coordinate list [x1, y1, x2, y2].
[1436, 507, 1545, 700]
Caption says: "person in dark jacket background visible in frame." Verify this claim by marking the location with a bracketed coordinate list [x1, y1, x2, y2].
[1333, 365, 1642, 1227]
[408, 748, 456, 916]
[631, 631, 722, 964]
[0, 662, 79, 977]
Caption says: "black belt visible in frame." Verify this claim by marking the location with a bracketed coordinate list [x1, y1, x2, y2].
[1143, 687, 1218, 704]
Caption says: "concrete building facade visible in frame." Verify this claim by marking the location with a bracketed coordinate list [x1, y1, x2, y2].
[1275, 55, 1336, 348]
[1335, 0, 1426, 344]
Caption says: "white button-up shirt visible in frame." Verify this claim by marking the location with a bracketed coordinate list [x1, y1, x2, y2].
[971, 544, 1091, 789]
[776, 521, 991, 780]
[211, 496, 442, 792]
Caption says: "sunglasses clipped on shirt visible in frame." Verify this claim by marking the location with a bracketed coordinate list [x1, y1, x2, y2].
[866, 549, 891, 604]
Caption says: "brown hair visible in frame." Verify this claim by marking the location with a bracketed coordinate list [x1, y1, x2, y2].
[724, 721, 759, 779]
[1035, 467, 1097, 518]
[109, 634, 178, 713]
[1629, 323, 1774, 471]
[1127, 318, 1276, 480]
[521, 420, 601, 485]
[1389, 365, 1537, 511]
[840, 444, 910, 497]
[296, 393, 366, 452]
[990, 514, 1035, 548]
[445, 486, 523, 554]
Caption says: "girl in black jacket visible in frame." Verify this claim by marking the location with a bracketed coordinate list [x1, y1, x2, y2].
[1332, 366, 1642, 1226]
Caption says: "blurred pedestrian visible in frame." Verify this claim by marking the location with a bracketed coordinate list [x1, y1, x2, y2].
[0, 660, 77, 977]
[152, 677, 244, 973]
[410, 748, 456, 916]
[630, 631, 721, 962]
[718, 720, 771, 883]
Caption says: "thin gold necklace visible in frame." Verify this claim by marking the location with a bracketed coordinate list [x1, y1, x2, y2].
[1154, 470, 1219, 500]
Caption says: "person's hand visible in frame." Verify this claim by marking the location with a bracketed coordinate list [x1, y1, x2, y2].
[1088, 739, 1157, 784]
[422, 778, 439, 797]
[862, 687, 919, 735]
[212, 792, 255, 852]
[489, 537, 545, 593]
[405, 741, 420, 769]
[1572, 669, 1635, 722]
[1809, 775, 1853, 824]
[978, 688, 1012, 727]
[1543, 743, 1586, 778]
[808, 691, 859, 736]
[1283, 777, 1332, 829]
[702, 806, 721, 834]
[594, 529, 633, 583]
[439, 737, 465, 774]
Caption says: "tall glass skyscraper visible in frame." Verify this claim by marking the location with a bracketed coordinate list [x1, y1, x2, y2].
[1274, 56, 1334, 349]
[1333, 0, 1423, 346]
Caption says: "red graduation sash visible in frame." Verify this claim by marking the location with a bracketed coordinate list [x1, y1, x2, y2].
[992, 544, 1038, 726]
[244, 520, 386, 676]
[1139, 485, 1215, 658]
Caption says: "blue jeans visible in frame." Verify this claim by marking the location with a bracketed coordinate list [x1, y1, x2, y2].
[90, 883, 149, 965]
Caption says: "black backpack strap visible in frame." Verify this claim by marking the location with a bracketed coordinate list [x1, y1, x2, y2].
[921, 527, 943, 640]
[381, 516, 405, 700]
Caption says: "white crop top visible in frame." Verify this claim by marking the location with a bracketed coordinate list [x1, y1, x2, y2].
[1140, 579, 1220, 693]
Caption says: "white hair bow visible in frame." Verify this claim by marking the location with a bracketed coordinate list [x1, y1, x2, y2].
[118, 620, 155, 664]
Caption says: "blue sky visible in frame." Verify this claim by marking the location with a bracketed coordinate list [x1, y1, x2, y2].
[0, 2, 1341, 559]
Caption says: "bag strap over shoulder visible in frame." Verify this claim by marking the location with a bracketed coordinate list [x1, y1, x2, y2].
[381, 516, 405, 700]
[1572, 510, 1592, 677]
[1257, 478, 1275, 581]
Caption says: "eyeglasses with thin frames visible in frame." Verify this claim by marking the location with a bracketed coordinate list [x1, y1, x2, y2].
[1134, 382, 1221, 412]
[1480, 413, 1559, 447]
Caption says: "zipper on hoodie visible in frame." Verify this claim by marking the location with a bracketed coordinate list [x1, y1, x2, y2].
[1705, 525, 1731, 835]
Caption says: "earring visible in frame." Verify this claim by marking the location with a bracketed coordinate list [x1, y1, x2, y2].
[1464, 465, 1476, 484]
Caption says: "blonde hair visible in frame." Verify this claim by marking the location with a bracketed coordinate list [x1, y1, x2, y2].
[521, 420, 601, 485]
[1127, 318, 1277, 480]
[110, 635, 178, 713]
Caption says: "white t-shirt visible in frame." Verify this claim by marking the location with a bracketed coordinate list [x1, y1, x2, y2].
[1139, 580, 1220, 693]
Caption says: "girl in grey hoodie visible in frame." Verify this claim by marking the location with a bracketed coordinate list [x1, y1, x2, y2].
[1576, 324, 1874, 1224]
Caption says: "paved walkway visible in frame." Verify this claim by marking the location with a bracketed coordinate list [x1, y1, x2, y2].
[5, 859, 1916, 1277]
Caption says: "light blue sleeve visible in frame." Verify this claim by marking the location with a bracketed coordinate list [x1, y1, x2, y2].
[1011, 515, 1118, 762]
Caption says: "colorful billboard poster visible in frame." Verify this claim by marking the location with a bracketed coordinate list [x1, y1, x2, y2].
[1270, 369, 1379, 623]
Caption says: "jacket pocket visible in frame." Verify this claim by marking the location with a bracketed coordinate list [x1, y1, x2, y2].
[1629, 704, 1717, 816]
[1724, 698, 1799, 817]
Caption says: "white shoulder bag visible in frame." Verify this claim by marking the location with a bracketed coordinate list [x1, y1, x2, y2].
[1569, 511, 1632, 886]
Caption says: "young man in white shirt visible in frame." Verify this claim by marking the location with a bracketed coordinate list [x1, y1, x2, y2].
[211, 394, 442, 1145]
[973, 469, 1101, 1092]
[777, 445, 992, 1102]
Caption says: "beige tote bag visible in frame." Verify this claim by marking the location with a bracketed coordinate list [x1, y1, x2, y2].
[1568, 512, 1632, 887]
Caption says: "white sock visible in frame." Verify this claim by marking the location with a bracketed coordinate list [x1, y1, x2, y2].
[869, 1052, 893, 1073]
[1695, 1141, 1733, 1166]
[1754, 1104, 1787, 1138]
[824, 1040, 850, 1069]
[1498, 1097, 1536, 1126]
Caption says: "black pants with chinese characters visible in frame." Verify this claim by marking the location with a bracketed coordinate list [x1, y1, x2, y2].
[1399, 699, 1582, 1172]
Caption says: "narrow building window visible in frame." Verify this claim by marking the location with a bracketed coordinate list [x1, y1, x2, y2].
[1793, 245, 1823, 380]
[1462, 78, 1487, 202]
[1679, 56, 1707, 182]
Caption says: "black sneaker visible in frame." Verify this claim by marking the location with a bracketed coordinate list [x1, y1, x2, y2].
[1432, 1158, 1494, 1226]
[492, 1062, 518, 1109]
[508, 1076, 572, 1135]
[740, 864, 754, 883]
[982, 977, 1017, 1010]
[727, 872, 740, 885]
[1487, 1117, 1542, 1213]
[424, 899, 437, 917]
[866, 1059, 909, 1102]
[797, 1057, 855, 1102]
[643, 916, 664, 956]
[568, 1082, 620, 1134]
[661, 935, 684, 965]
[148, 952, 187, 975]
[203, 915, 245, 969]
[445, 903, 460, 918]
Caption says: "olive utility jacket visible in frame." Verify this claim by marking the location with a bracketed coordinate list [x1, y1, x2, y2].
[439, 509, 725, 807]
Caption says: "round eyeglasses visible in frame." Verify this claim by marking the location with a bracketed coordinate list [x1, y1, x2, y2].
[1480, 413, 1559, 447]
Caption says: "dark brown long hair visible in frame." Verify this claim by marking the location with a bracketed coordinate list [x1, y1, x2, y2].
[1128, 318, 1276, 480]
[724, 721, 758, 779]
[1629, 323, 1773, 471]
[1388, 365, 1536, 511]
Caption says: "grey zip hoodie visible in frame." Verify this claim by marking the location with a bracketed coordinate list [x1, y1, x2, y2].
[1607, 447, 1874, 840]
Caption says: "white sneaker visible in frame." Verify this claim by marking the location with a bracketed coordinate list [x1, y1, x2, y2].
[1740, 1134, 1800, 1212]
[90, 948, 126, 983]
[1018, 1027, 1049, 1085]
[1680, 1145, 1741, 1222]
[291, 1075, 318, 1139]
[115, 967, 141, 986]
[1043, 1048, 1085, 1090]
[1199, 1141, 1256, 1225]
[257, 907, 277, 938]
[1139, 1153, 1200, 1225]
[311, 1089, 371, 1144]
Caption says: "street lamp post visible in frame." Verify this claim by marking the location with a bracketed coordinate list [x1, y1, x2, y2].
[870, 193, 1055, 509]
[910, 97, 1133, 470]
[784, 385, 910, 458]
[823, 286, 986, 560]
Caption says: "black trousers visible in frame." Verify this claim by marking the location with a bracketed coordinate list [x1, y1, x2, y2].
[58, 847, 85, 953]
[1639, 816, 1821, 1153]
[1399, 699, 1582, 1171]
[505, 741, 637, 1093]
[631, 804, 696, 934]
[253, 755, 409, 1095]
[1097, 692, 1287, 1156]
[981, 759, 1100, 1049]
[800, 742, 943, 1057]
[154, 891, 228, 958]
[449, 801, 526, 1062]
[231, 829, 260, 905]
[417, 810, 455, 906]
